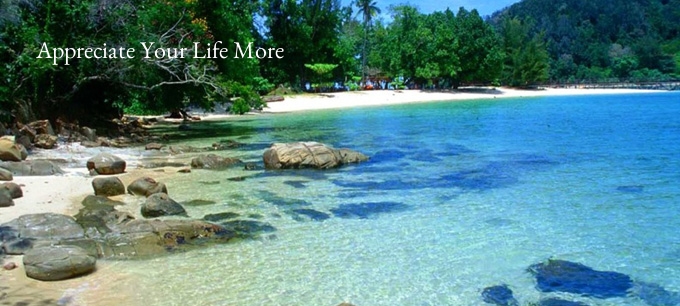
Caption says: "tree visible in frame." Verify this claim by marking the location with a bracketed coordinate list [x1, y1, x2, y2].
[452, 7, 503, 87]
[500, 18, 550, 86]
[355, 0, 381, 83]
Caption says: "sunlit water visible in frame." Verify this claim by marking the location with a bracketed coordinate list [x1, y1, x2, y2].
[64, 92, 680, 305]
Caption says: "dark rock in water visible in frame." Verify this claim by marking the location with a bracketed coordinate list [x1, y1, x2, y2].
[290, 209, 330, 221]
[0, 188, 14, 207]
[263, 142, 369, 170]
[227, 176, 246, 182]
[331, 202, 409, 219]
[372, 149, 407, 162]
[87, 153, 126, 175]
[481, 285, 518, 306]
[23, 245, 96, 281]
[203, 212, 241, 222]
[191, 154, 242, 170]
[633, 281, 680, 306]
[616, 185, 644, 193]
[538, 298, 588, 306]
[283, 180, 308, 189]
[142, 161, 188, 168]
[181, 199, 217, 206]
[258, 190, 311, 208]
[247, 213, 264, 219]
[244, 162, 258, 170]
[81, 195, 124, 207]
[0, 160, 65, 176]
[141, 193, 187, 218]
[2, 182, 23, 199]
[221, 220, 276, 238]
[528, 259, 633, 298]
[127, 177, 168, 197]
[92, 176, 125, 196]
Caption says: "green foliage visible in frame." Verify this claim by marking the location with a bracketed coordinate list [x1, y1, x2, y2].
[500, 18, 550, 86]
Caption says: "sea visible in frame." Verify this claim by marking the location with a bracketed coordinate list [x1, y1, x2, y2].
[34, 92, 680, 305]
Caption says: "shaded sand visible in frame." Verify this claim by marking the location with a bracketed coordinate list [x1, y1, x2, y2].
[261, 87, 663, 113]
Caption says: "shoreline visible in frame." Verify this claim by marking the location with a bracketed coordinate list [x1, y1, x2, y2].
[0, 86, 672, 304]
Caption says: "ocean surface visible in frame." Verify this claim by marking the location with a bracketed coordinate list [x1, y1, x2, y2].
[88, 92, 680, 305]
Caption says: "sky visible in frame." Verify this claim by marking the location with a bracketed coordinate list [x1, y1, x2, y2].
[341, 0, 520, 18]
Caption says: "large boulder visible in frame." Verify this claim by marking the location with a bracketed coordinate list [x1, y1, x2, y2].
[1, 213, 86, 255]
[0, 137, 27, 162]
[92, 177, 125, 196]
[23, 245, 96, 281]
[127, 177, 167, 197]
[1, 182, 22, 199]
[0, 188, 14, 207]
[141, 193, 187, 218]
[0, 160, 65, 176]
[33, 134, 58, 149]
[86, 153, 126, 175]
[190, 154, 241, 169]
[0, 167, 12, 181]
[263, 142, 369, 169]
[80, 126, 97, 142]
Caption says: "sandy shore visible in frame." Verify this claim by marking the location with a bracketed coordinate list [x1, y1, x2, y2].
[260, 87, 663, 113]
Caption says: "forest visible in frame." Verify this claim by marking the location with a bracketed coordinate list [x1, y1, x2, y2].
[0, 0, 678, 125]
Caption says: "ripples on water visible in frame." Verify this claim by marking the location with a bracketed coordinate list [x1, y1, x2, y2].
[57, 92, 680, 305]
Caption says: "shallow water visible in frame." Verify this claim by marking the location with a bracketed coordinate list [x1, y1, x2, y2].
[76, 92, 680, 305]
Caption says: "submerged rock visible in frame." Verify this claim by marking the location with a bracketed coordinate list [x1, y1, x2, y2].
[528, 259, 633, 298]
[87, 153, 126, 175]
[481, 285, 518, 306]
[81, 195, 125, 207]
[23, 245, 96, 281]
[537, 298, 588, 306]
[203, 212, 241, 222]
[92, 176, 126, 196]
[141, 193, 187, 218]
[263, 142, 369, 170]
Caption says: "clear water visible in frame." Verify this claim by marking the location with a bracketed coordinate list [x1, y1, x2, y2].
[101, 92, 680, 305]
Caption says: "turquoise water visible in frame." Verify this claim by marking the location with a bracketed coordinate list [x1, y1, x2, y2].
[115, 92, 680, 305]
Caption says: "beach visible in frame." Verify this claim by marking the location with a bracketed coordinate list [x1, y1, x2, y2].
[0, 87, 671, 305]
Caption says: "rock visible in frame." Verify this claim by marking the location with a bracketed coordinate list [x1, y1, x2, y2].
[141, 193, 187, 218]
[481, 285, 518, 306]
[0, 188, 14, 207]
[0, 160, 65, 176]
[33, 134, 58, 149]
[80, 126, 97, 142]
[145, 142, 164, 150]
[528, 259, 633, 298]
[190, 154, 242, 170]
[28, 120, 55, 136]
[2, 182, 22, 199]
[1, 213, 86, 255]
[0, 167, 12, 181]
[92, 177, 125, 196]
[244, 162, 258, 170]
[3, 262, 17, 270]
[262, 95, 285, 102]
[538, 298, 588, 306]
[23, 245, 96, 281]
[19, 125, 37, 143]
[86, 153, 126, 175]
[263, 142, 369, 169]
[0, 138, 27, 162]
[15, 135, 32, 150]
[178, 123, 191, 131]
[178, 168, 191, 173]
[203, 212, 240, 222]
[81, 195, 125, 207]
[127, 177, 167, 197]
[81, 140, 101, 148]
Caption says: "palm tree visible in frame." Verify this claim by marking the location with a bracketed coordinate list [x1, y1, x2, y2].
[355, 0, 381, 85]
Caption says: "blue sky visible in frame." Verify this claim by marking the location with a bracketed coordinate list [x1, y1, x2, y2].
[340, 0, 520, 17]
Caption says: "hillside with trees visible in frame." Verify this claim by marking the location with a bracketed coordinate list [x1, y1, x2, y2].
[0, 0, 677, 128]
[490, 0, 680, 83]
